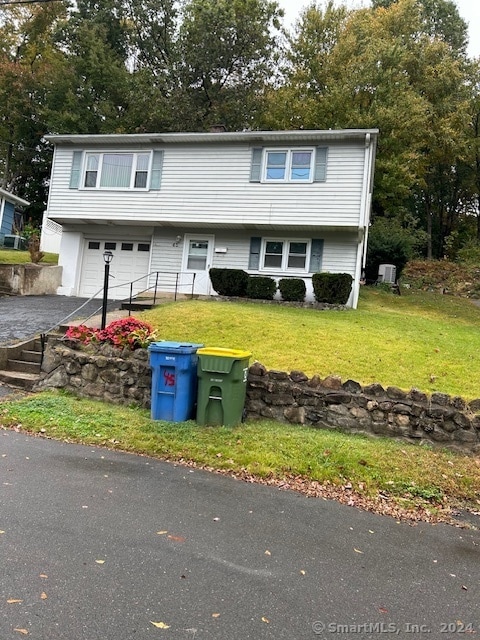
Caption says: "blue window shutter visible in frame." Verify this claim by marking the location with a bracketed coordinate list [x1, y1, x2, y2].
[150, 150, 164, 190]
[250, 148, 263, 182]
[309, 239, 324, 272]
[314, 147, 328, 182]
[69, 151, 83, 189]
[248, 237, 262, 269]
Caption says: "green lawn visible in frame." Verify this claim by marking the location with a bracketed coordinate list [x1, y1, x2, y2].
[0, 248, 58, 264]
[2, 285, 480, 522]
[3, 391, 480, 522]
[140, 287, 480, 399]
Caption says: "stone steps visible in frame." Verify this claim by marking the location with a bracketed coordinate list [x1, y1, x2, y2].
[0, 337, 44, 390]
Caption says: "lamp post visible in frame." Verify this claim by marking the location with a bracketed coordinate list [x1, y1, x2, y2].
[101, 250, 113, 330]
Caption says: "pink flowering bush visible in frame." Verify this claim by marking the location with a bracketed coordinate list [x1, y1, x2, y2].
[64, 324, 98, 344]
[65, 317, 158, 350]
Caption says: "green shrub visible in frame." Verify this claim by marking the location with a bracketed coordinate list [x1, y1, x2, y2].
[365, 217, 418, 282]
[312, 272, 352, 304]
[456, 240, 480, 265]
[278, 278, 306, 302]
[247, 276, 277, 300]
[209, 268, 249, 297]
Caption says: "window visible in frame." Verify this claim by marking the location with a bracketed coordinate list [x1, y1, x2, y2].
[83, 152, 151, 189]
[186, 240, 209, 270]
[264, 149, 314, 182]
[250, 147, 327, 183]
[261, 239, 309, 271]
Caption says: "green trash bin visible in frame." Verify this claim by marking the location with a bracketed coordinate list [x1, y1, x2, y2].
[196, 347, 251, 427]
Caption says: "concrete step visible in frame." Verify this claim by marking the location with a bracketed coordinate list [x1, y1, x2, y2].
[120, 299, 156, 311]
[0, 370, 39, 390]
[7, 359, 41, 375]
[20, 349, 42, 364]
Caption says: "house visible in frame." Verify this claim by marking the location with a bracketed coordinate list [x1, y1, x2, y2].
[0, 188, 29, 247]
[43, 129, 378, 308]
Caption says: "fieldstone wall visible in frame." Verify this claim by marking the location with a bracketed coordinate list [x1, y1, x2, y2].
[36, 340, 480, 454]
[246, 363, 480, 455]
[35, 338, 151, 407]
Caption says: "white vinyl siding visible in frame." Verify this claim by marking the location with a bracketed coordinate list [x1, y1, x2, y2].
[48, 143, 366, 228]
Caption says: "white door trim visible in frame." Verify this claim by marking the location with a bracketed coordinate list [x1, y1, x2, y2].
[181, 234, 215, 296]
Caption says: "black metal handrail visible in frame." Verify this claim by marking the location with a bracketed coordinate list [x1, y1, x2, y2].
[39, 270, 198, 362]
[124, 271, 196, 314]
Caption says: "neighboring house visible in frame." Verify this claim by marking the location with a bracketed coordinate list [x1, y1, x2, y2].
[0, 188, 29, 245]
[43, 129, 378, 308]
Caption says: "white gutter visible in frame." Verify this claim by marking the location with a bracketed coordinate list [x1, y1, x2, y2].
[0, 187, 30, 208]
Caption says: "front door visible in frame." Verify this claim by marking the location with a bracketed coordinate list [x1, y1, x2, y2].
[181, 235, 214, 296]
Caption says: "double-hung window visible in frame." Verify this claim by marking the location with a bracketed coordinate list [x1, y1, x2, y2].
[262, 239, 309, 271]
[83, 152, 151, 189]
[264, 149, 314, 182]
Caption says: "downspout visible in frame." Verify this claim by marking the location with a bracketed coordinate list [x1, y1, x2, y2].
[353, 132, 375, 308]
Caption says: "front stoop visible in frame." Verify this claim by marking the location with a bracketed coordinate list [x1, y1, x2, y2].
[0, 338, 43, 390]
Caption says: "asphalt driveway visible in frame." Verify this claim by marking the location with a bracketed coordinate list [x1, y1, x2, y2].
[0, 430, 479, 640]
[0, 295, 119, 345]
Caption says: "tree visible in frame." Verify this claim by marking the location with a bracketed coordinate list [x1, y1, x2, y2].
[0, 2, 68, 220]
[265, 0, 473, 258]
[174, 0, 283, 131]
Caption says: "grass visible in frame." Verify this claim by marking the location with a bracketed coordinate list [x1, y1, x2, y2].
[139, 287, 480, 399]
[0, 248, 58, 264]
[3, 285, 480, 522]
[2, 391, 480, 520]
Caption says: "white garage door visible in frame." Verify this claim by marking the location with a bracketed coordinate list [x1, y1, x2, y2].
[79, 239, 151, 300]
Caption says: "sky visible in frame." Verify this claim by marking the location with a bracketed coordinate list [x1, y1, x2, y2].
[277, 0, 480, 58]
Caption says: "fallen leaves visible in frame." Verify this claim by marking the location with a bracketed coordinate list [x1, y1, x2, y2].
[40, 592, 48, 600]
[13, 629, 28, 635]
[167, 535, 186, 543]
[7, 599, 23, 604]
[156, 531, 168, 535]
[261, 617, 270, 624]
[95, 559, 105, 565]
[212, 613, 220, 618]
[150, 621, 170, 629]
[354, 548, 364, 554]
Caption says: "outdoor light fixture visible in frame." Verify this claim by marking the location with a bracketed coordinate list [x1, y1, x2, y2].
[101, 250, 114, 329]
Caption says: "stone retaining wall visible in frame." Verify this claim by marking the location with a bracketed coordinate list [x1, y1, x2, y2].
[35, 339, 151, 407]
[246, 363, 480, 455]
[36, 340, 480, 455]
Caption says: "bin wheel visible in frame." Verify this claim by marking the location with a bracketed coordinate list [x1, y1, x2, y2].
[242, 408, 247, 423]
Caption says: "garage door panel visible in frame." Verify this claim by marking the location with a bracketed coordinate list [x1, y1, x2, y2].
[80, 239, 151, 300]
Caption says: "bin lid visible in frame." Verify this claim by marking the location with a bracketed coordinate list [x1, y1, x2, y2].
[197, 347, 251, 359]
[148, 341, 204, 354]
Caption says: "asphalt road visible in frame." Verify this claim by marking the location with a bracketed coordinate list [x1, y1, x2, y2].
[0, 296, 119, 345]
[0, 430, 479, 639]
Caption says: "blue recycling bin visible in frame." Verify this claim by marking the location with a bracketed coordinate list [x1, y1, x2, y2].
[148, 341, 204, 422]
